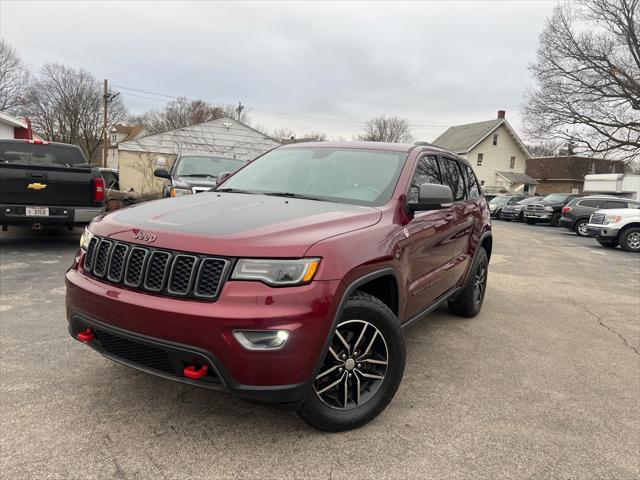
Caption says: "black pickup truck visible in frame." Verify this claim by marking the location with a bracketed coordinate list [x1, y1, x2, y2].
[0, 139, 105, 231]
[524, 193, 582, 227]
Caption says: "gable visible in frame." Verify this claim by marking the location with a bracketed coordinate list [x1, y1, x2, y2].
[118, 117, 280, 161]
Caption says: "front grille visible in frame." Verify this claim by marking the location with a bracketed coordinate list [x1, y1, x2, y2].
[590, 213, 606, 225]
[526, 204, 544, 213]
[84, 236, 230, 301]
[94, 328, 174, 374]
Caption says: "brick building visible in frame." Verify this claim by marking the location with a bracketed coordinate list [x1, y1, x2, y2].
[526, 156, 625, 194]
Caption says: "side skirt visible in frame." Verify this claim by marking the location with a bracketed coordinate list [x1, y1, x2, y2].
[400, 287, 461, 331]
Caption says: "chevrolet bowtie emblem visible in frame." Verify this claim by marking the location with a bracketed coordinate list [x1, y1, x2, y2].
[27, 183, 47, 190]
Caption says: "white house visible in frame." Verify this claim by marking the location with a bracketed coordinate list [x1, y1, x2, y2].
[433, 111, 537, 194]
[0, 111, 30, 139]
[116, 117, 280, 195]
[106, 124, 146, 168]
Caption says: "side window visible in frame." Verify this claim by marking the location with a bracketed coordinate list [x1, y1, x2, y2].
[605, 200, 627, 209]
[407, 154, 441, 203]
[439, 157, 466, 201]
[579, 200, 600, 208]
[628, 202, 640, 209]
[510, 156, 516, 169]
[464, 164, 480, 198]
[492, 134, 498, 146]
[477, 153, 484, 166]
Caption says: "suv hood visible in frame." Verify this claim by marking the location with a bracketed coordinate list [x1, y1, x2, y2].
[90, 192, 382, 257]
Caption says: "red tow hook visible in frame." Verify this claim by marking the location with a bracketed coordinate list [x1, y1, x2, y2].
[77, 328, 95, 343]
[184, 364, 208, 380]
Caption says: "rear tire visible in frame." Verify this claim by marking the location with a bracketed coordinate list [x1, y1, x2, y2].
[298, 291, 405, 432]
[597, 240, 619, 249]
[619, 227, 640, 253]
[449, 247, 488, 318]
[573, 219, 589, 237]
[550, 213, 561, 227]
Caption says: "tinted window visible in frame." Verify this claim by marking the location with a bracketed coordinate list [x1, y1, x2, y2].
[0, 142, 87, 167]
[605, 200, 627, 209]
[463, 164, 480, 198]
[408, 154, 441, 203]
[579, 199, 602, 208]
[222, 148, 407, 206]
[439, 157, 466, 201]
[175, 156, 244, 178]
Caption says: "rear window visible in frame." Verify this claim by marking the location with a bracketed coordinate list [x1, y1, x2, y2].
[0, 142, 87, 167]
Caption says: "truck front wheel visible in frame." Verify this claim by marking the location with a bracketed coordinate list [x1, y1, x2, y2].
[619, 227, 640, 252]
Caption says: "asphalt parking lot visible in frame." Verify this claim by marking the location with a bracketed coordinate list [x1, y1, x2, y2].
[1, 221, 639, 479]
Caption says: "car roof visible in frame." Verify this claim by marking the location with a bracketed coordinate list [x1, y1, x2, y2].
[279, 141, 416, 152]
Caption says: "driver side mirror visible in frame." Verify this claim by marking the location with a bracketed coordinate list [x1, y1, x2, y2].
[408, 183, 454, 213]
[154, 168, 171, 180]
[216, 171, 232, 186]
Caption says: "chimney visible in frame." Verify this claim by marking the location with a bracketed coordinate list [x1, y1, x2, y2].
[497, 110, 506, 119]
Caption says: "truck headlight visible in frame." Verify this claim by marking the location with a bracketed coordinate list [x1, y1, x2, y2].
[604, 214, 622, 224]
[231, 258, 320, 286]
[171, 187, 192, 197]
[79, 227, 93, 251]
[544, 206, 554, 212]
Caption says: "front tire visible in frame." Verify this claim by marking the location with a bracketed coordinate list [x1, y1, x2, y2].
[449, 247, 488, 318]
[597, 240, 619, 249]
[298, 291, 405, 432]
[619, 227, 640, 252]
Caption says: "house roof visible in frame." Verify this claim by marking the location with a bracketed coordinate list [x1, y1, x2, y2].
[0, 111, 28, 129]
[110, 124, 145, 142]
[526, 156, 625, 181]
[117, 117, 281, 160]
[433, 118, 531, 158]
[496, 171, 538, 184]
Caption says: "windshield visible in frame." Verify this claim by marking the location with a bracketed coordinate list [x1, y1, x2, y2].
[221, 147, 408, 206]
[174, 155, 244, 178]
[517, 197, 541, 205]
[489, 196, 508, 205]
[542, 193, 569, 203]
[0, 142, 87, 167]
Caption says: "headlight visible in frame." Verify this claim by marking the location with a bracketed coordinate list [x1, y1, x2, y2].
[604, 214, 622, 224]
[171, 187, 192, 197]
[544, 206, 554, 212]
[79, 227, 93, 250]
[489, 205, 496, 211]
[231, 258, 320, 286]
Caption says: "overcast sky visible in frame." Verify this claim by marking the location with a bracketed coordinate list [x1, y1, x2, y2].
[1, 0, 555, 141]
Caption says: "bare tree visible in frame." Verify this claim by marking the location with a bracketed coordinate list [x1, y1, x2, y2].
[525, 140, 563, 157]
[22, 63, 127, 160]
[133, 98, 250, 134]
[0, 39, 29, 111]
[523, 0, 640, 163]
[360, 116, 413, 143]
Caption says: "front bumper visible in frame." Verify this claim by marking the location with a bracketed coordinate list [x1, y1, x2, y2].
[0, 204, 103, 226]
[501, 210, 520, 220]
[586, 225, 618, 238]
[525, 212, 552, 221]
[65, 259, 341, 406]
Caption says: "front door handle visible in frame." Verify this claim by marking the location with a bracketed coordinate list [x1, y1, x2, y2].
[444, 214, 455, 222]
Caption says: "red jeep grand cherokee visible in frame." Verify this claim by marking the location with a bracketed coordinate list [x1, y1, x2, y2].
[66, 141, 492, 431]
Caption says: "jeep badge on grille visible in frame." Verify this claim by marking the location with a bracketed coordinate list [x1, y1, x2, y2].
[133, 229, 157, 243]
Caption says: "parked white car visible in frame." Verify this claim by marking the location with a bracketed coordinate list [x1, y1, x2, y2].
[587, 208, 640, 252]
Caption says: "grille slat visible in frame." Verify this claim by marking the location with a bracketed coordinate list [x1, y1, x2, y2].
[590, 213, 606, 225]
[84, 235, 229, 301]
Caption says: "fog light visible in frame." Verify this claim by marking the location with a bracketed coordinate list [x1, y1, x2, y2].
[233, 330, 289, 351]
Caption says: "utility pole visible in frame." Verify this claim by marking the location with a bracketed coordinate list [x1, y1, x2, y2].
[102, 79, 108, 168]
[102, 79, 120, 168]
[236, 102, 244, 122]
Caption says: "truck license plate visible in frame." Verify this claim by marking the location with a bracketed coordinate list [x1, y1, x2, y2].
[26, 207, 49, 217]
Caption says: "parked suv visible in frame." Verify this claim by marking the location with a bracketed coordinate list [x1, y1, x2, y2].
[587, 207, 640, 252]
[524, 193, 582, 227]
[501, 196, 541, 222]
[560, 196, 640, 236]
[488, 194, 527, 220]
[66, 142, 492, 431]
[154, 153, 245, 197]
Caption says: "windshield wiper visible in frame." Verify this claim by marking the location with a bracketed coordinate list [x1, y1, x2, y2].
[262, 191, 330, 202]
[216, 187, 256, 194]
[182, 174, 217, 178]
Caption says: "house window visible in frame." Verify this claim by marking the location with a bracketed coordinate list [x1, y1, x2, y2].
[510, 156, 516, 169]
[480, 180, 485, 187]
[111, 133, 117, 144]
[477, 153, 484, 166]
[492, 134, 498, 146]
